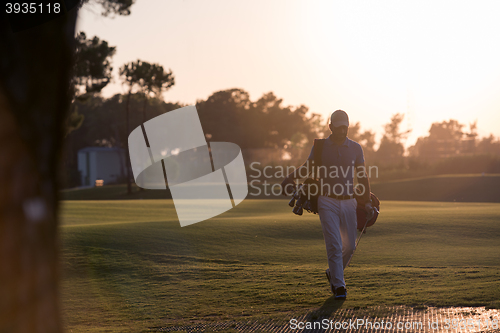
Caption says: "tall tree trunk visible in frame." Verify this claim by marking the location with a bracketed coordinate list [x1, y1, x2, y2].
[142, 93, 148, 124]
[139, 95, 148, 191]
[126, 91, 132, 194]
[0, 9, 78, 333]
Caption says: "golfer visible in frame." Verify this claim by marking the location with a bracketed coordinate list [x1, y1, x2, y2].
[281, 110, 371, 299]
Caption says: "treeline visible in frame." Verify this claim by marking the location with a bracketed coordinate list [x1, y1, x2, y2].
[64, 88, 322, 150]
[63, 88, 500, 187]
[197, 89, 321, 150]
[354, 115, 500, 181]
[62, 89, 323, 187]
[409, 119, 500, 160]
[67, 11, 499, 189]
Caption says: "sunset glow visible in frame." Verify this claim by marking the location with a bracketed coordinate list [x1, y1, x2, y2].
[78, 0, 500, 146]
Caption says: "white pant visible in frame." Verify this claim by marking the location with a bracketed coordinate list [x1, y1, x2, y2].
[318, 195, 358, 289]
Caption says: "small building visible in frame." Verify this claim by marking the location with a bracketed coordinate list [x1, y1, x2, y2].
[77, 147, 126, 187]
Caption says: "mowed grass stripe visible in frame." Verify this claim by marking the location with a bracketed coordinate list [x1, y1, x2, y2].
[59, 200, 500, 333]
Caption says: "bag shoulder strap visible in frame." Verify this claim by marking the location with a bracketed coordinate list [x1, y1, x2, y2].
[312, 138, 326, 179]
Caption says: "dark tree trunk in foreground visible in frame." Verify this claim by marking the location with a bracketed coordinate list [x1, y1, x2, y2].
[0, 9, 78, 333]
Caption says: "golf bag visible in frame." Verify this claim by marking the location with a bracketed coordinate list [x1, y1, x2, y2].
[354, 190, 380, 231]
[287, 138, 380, 226]
[288, 178, 321, 215]
[287, 139, 326, 215]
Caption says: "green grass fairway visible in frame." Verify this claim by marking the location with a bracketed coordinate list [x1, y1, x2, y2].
[59, 200, 500, 332]
[61, 174, 500, 203]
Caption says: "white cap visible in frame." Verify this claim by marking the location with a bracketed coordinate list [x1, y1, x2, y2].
[330, 110, 349, 127]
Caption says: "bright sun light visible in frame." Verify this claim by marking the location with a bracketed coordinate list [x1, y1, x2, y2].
[300, 1, 500, 141]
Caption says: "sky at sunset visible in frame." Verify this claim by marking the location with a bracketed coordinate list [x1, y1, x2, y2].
[77, 0, 500, 147]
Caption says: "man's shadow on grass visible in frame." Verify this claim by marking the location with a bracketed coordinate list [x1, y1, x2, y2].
[305, 296, 345, 323]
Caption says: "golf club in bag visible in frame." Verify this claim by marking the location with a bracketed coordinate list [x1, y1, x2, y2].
[287, 178, 321, 215]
